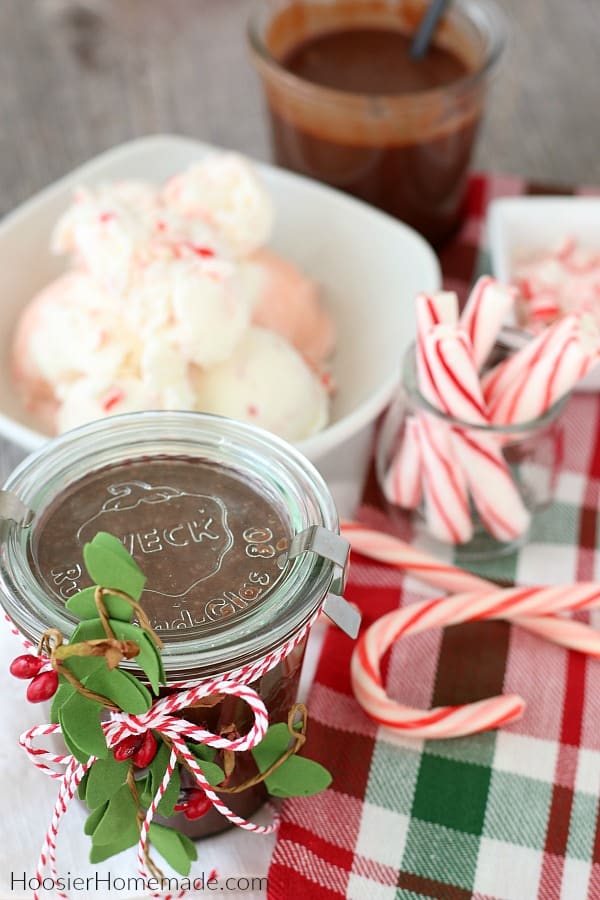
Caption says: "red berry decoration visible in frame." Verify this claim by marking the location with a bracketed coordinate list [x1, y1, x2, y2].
[9, 654, 44, 679]
[182, 790, 212, 820]
[113, 734, 144, 762]
[26, 670, 59, 703]
[132, 731, 158, 769]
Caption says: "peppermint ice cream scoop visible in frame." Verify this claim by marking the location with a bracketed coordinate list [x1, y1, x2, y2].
[193, 326, 329, 442]
[13, 153, 335, 441]
[248, 249, 336, 366]
[162, 154, 274, 257]
[52, 180, 229, 295]
[13, 271, 134, 397]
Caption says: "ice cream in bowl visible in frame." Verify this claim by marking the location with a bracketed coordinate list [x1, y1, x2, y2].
[2, 136, 440, 510]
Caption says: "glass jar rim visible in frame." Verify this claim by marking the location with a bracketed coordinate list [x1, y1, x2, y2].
[247, 0, 506, 106]
[0, 411, 340, 682]
[403, 342, 569, 433]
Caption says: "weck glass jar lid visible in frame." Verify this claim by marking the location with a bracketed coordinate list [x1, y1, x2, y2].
[0, 411, 354, 682]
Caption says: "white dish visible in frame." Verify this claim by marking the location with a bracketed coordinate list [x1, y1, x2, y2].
[1, 135, 440, 512]
[488, 195, 600, 391]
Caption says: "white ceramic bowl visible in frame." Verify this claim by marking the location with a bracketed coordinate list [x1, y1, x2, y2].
[488, 195, 600, 391]
[1, 135, 440, 513]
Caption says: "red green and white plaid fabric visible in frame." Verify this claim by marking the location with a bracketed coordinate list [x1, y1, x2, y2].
[268, 174, 600, 900]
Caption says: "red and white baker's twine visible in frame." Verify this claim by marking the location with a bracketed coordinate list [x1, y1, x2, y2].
[342, 521, 600, 738]
[9, 605, 320, 900]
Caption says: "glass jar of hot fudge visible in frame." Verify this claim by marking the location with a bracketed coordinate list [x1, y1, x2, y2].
[0, 412, 355, 837]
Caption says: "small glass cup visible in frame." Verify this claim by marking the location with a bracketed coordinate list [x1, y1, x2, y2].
[248, 0, 505, 245]
[376, 345, 568, 560]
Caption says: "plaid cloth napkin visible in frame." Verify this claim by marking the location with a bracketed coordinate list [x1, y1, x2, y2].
[268, 174, 600, 900]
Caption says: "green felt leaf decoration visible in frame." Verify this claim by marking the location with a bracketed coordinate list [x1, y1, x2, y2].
[84, 801, 109, 836]
[83, 533, 146, 602]
[83, 667, 152, 715]
[90, 833, 139, 863]
[176, 830, 199, 862]
[149, 823, 196, 876]
[69, 620, 105, 643]
[85, 757, 131, 809]
[186, 741, 217, 763]
[61, 655, 105, 681]
[186, 744, 225, 786]
[93, 531, 139, 566]
[50, 681, 76, 724]
[67, 586, 134, 623]
[68, 619, 162, 693]
[251, 722, 292, 770]
[90, 833, 139, 864]
[59, 693, 107, 763]
[263, 754, 332, 798]
[110, 622, 164, 693]
[91, 784, 139, 847]
[138, 775, 152, 809]
[78, 770, 90, 802]
[251, 722, 332, 798]
[148, 742, 181, 816]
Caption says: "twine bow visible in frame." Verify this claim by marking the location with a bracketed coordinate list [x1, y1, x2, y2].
[17, 604, 320, 900]
[22, 679, 275, 900]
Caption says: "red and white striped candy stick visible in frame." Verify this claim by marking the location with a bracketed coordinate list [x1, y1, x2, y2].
[481, 315, 577, 405]
[416, 291, 459, 402]
[416, 290, 458, 339]
[351, 583, 600, 738]
[382, 415, 424, 509]
[421, 327, 531, 541]
[341, 520, 488, 591]
[459, 276, 517, 370]
[341, 520, 600, 654]
[421, 326, 489, 423]
[418, 413, 473, 544]
[487, 314, 600, 425]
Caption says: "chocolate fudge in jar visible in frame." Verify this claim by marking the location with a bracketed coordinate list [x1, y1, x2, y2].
[0, 412, 353, 838]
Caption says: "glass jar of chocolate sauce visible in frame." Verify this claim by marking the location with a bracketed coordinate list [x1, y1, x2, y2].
[0, 412, 353, 838]
[249, 0, 505, 245]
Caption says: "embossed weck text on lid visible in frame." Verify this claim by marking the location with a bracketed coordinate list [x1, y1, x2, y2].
[31, 459, 290, 638]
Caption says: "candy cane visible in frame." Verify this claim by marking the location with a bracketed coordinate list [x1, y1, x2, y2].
[340, 521, 599, 654]
[351, 584, 600, 738]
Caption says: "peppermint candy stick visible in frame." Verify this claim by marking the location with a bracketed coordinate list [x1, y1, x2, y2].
[351, 583, 600, 738]
[421, 327, 530, 541]
[416, 290, 458, 339]
[422, 326, 489, 423]
[418, 413, 473, 544]
[382, 415, 423, 509]
[459, 276, 517, 370]
[416, 291, 459, 408]
[341, 521, 599, 654]
[487, 314, 600, 425]
[481, 315, 578, 405]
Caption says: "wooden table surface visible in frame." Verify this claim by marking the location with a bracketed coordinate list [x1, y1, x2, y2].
[1, 0, 599, 480]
